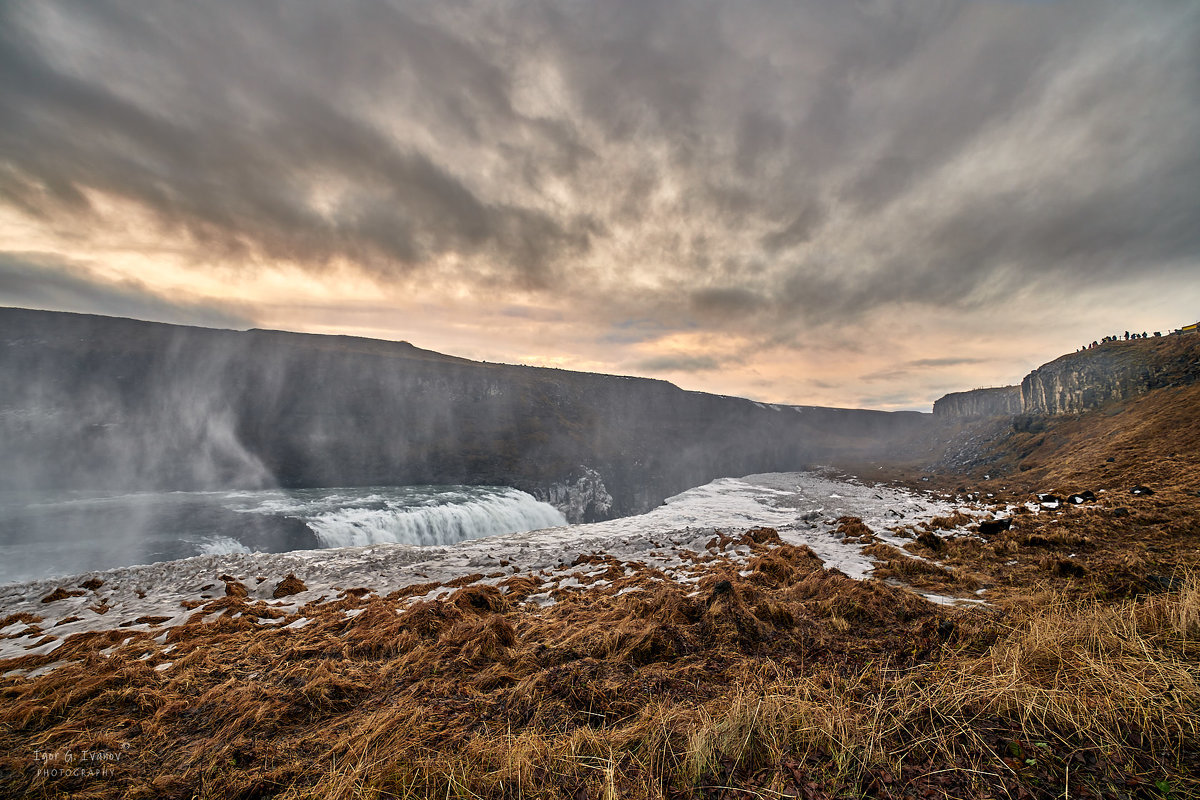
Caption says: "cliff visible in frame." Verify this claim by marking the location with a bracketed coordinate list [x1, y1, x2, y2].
[932, 333, 1200, 420]
[0, 308, 928, 521]
[1021, 334, 1200, 415]
[932, 386, 1022, 419]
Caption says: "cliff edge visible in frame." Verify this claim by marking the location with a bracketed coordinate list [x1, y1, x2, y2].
[1022, 334, 1200, 415]
[933, 332, 1200, 419]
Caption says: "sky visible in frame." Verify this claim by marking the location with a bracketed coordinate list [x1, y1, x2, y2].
[1, 0, 1198, 411]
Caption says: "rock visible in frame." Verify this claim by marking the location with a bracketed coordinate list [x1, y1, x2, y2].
[977, 518, 1013, 536]
[537, 466, 615, 523]
[1130, 485, 1155, 496]
[272, 574, 308, 598]
[1106, 457, 1116, 463]
[1067, 491, 1097, 504]
[932, 386, 1022, 419]
[1110, 507, 1131, 518]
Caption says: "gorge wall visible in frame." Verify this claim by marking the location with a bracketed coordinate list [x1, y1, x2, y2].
[0, 308, 928, 522]
[933, 333, 1200, 420]
[932, 386, 1021, 419]
[1021, 335, 1200, 415]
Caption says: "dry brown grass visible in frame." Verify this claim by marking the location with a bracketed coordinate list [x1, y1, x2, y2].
[922, 511, 975, 532]
[2, 546, 1196, 799]
[271, 576, 1200, 799]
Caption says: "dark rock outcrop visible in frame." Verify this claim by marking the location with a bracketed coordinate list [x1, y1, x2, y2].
[977, 518, 1012, 537]
[0, 308, 928, 520]
[532, 466, 614, 524]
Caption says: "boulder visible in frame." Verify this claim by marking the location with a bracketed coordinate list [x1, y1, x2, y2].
[977, 517, 1013, 536]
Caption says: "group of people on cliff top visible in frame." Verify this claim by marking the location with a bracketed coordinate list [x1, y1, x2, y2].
[1079, 330, 1161, 351]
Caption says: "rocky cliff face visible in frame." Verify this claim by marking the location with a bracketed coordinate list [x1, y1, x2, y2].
[1021, 335, 1200, 415]
[932, 386, 1022, 418]
[532, 466, 614, 523]
[0, 308, 929, 520]
[932, 334, 1200, 420]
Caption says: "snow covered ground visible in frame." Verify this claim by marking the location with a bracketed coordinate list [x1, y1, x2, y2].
[0, 471, 994, 675]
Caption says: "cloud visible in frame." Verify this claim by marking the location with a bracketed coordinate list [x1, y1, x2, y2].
[0, 2, 594, 290]
[859, 368, 913, 384]
[601, 318, 682, 346]
[0, 252, 251, 328]
[689, 287, 768, 319]
[906, 357, 990, 368]
[0, 0, 1197, 406]
[631, 354, 724, 374]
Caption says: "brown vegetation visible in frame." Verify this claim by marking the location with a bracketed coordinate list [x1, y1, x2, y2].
[273, 574, 308, 598]
[2, 533, 1196, 798]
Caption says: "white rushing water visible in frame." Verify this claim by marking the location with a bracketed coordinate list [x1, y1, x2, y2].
[0, 485, 567, 584]
[297, 488, 568, 548]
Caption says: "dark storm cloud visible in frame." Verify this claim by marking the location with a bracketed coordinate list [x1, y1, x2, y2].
[0, 1, 592, 288]
[689, 287, 767, 319]
[1, 0, 1197, 334]
[600, 317, 688, 346]
[760, 203, 826, 254]
[0, 252, 250, 328]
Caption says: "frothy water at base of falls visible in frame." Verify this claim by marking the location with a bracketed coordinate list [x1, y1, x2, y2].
[0, 485, 566, 584]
